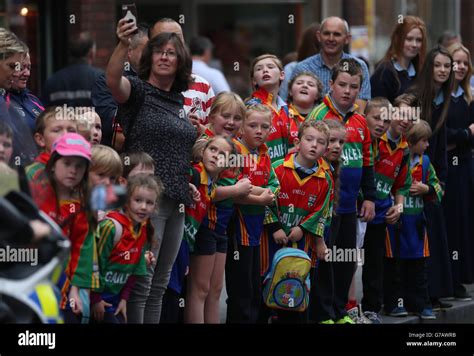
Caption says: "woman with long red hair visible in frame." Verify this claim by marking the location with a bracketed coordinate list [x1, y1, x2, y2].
[370, 16, 427, 103]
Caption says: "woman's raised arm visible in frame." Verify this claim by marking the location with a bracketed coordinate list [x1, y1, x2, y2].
[106, 18, 137, 104]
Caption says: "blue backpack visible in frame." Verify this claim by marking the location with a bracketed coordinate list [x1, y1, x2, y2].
[262, 245, 311, 312]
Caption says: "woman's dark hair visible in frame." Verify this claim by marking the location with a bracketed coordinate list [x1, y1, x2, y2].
[138, 32, 193, 92]
[297, 22, 321, 61]
[408, 46, 454, 133]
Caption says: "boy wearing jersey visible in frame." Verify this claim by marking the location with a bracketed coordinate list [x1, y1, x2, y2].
[385, 121, 442, 319]
[361, 94, 414, 320]
[225, 104, 280, 323]
[261, 120, 333, 323]
[307, 58, 376, 323]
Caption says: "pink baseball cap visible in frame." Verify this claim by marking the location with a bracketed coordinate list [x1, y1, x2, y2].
[51, 133, 92, 162]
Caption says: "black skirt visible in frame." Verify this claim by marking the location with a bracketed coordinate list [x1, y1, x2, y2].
[443, 154, 474, 284]
[425, 201, 453, 298]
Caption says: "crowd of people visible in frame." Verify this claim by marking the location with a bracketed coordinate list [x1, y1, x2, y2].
[0, 12, 473, 325]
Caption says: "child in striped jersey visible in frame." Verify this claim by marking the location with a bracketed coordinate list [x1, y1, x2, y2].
[307, 58, 376, 324]
[34, 133, 96, 323]
[92, 174, 162, 323]
[246, 54, 291, 163]
[311, 119, 346, 324]
[262, 120, 332, 323]
[183, 92, 254, 324]
[287, 71, 323, 150]
[385, 121, 442, 320]
[26, 107, 78, 205]
[184, 136, 236, 323]
[225, 104, 280, 323]
[346, 98, 391, 323]
[362, 94, 414, 321]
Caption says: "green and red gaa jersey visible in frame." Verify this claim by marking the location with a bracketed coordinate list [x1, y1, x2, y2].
[54, 199, 99, 309]
[307, 95, 373, 214]
[261, 153, 332, 274]
[245, 88, 290, 163]
[184, 162, 216, 252]
[234, 139, 280, 246]
[196, 128, 240, 236]
[385, 154, 442, 259]
[371, 133, 411, 224]
[26, 151, 52, 207]
[287, 104, 306, 150]
[95, 210, 148, 296]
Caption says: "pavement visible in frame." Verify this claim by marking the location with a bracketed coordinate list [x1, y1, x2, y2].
[218, 266, 474, 324]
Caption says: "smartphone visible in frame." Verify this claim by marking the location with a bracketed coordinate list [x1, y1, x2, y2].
[122, 3, 138, 35]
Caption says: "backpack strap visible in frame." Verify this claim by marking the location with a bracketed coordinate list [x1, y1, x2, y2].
[106, 217, 123, 248]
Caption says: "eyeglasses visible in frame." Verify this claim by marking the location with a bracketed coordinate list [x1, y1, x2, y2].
[155, 50, 177, 59]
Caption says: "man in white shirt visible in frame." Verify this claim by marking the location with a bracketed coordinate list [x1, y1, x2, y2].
[190, 36, 230, 95]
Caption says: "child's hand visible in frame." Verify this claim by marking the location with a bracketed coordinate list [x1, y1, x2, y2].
[189, 113, 204, 136]
[288, 226, 304, 242]
[273, 229, 288, 245]
[410, 181, 429, 196]
[114, 299, 127, 323]
[68, 285, 83, 315]
[145, 250, 156, 266]
[92, 300, 112, 322]
[385, 204, 402, 225]
[359, 200, 375, 222]
[260, 189, 275, 206]
[235, 178, 253, 196]
[315, 237, 328, 261]
[189, 183, 201, 202]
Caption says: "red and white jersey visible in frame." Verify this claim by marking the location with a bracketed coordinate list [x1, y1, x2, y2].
[182, 74, 215, 125]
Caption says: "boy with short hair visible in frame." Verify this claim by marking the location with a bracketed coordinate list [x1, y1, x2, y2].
[225, 103, 280, 323]
[346, 97, 391, 322]
[89, 145, 123, 188]
[361, 93, 414, 322]
[307, 58, 376, 323]
[261, 119, 333, 323]
[385, 120, 442, 320]
[26, 106, 78, 206]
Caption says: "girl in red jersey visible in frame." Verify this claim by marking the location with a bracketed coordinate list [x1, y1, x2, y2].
[183, 92, 255, 324]
[246, 54, 291, 163]
[92, 174, 161, 323]
[35, 133, 97, 323]
[184, 136, 236, 323]
[287, 71, 323, 149]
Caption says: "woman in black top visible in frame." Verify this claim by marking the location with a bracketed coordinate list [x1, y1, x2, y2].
[443, 43, 474, 299]
[106, 18, 196, 323]
[370, 16, 427, 103]
[408, 46, 455, 308]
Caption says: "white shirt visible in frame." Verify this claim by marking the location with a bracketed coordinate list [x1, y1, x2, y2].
[192, 59, 230, 95]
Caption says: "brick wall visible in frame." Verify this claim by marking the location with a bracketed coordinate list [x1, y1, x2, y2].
[68, 0, 117, 69]
[461, 0, 474, 55]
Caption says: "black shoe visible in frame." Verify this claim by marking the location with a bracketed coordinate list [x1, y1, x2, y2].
[454, 285, 472, 301]
[431, 299, 453, 311]
[454, 291, 472, 301]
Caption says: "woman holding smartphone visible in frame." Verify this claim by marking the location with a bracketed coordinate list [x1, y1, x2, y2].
[106, 18, 196, 324]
